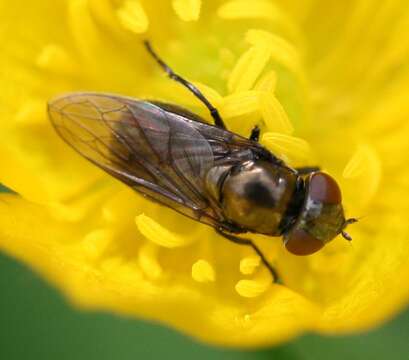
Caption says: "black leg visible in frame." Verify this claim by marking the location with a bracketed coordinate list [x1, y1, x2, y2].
[217, 229, 280, 283]
[296, 166, 320, 175]
[249, 125, 260, 142]
[144, 41, 227, 130]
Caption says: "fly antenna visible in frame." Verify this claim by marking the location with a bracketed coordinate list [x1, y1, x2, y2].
[341, 217, 358, 241]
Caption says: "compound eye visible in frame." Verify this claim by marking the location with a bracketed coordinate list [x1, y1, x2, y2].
[284, 229, 324, 255]
[308, 172, 342, 204]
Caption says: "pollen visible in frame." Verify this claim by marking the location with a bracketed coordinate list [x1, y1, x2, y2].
[192, 259, 216, 283]
[235, 279, 270, 298]
[240, 256, 261, 275]
[116, 0, 149, 34]
[135, 213, 194, 248]
[172, 0, 201, 22]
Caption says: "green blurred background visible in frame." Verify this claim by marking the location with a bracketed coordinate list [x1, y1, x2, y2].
[1, 184, 408, 360]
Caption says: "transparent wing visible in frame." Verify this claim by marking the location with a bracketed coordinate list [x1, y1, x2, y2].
[48, 92, 222, 225]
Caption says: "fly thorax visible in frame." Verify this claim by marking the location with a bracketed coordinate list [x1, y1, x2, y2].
[212, 160, 297, 235]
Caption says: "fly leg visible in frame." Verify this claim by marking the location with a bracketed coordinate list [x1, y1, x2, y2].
[296, 166, 320, 175]
[144, 41, 227, 130]
[216, 229, 280, 283]
[249, 125, 260, 142]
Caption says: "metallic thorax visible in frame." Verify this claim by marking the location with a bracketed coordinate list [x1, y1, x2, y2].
[205, 160, 297, 235]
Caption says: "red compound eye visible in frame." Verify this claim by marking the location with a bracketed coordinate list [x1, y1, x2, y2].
[284, 229, 324, 255]
[308, 172, 342, 204]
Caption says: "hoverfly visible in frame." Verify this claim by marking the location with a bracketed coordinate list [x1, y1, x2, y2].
[48, 41, 357, 282]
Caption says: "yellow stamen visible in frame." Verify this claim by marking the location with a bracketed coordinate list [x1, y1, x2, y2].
[246, 29, 302, 78]
[192, 259, 216, 283]
[343, 144, 379, 179]
[68, 0, 100, 60]
[254, 71, 278, 93]
[138, 243, 162, 280]
[192, 82, 223, 106]
[135, 213, 194, 248]
[258, 92, 294, 134]
[172, 0, 201, 22]
[15, 100, 45, 126]
[261, 132, 311, 164]
[36, 44, 77, 75]
[49, 202, 86, 222]
[235, 279, 270, 298]
[218, 0, 284, 22]
[116, 0, 149, 34]
[240, 256, 261, 275]
[82, 228, 113, 260]
[228, 45, 272, 93]
[220, 90, 259, 118]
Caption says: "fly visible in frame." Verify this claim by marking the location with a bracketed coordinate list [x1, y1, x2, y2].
[48, 41, 357, 282]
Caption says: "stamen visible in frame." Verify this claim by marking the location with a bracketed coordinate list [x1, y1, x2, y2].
[68, 0, 101, 59]
[192, 82, 223, 107]
[258, 92, 294, 134]
[138, 243, 163, 280]
[218, 0, 284, 21]
[172, 0, 201, 22]
[135, 213, 194, 248]
[235, 279, 270, 298]
[82, 228, 113, 260]
[49, 202, 85, 222]
[192, 259, 216, 283]
[246, 29, 302, 79]
[117, 0, 149, 34]
[15, 100, 44, 126]
[36, 44, 77, 75]
[228, 45, 272, 93]
[254, 71, 278, 93]
[240, 256, 261, 275]
[342, 144, 382, 207]
[261, 132, 311, 164]
[220, 90, 260, 118]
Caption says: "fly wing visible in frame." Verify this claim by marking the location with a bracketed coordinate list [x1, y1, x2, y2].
[48, 92, 227, 226]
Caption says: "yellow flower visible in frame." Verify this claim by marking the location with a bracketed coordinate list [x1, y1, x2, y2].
[1, 0, 409, 348]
